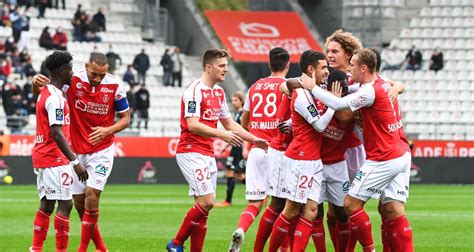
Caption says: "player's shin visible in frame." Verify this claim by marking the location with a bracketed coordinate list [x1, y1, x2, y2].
[190, 215, 208, 252]
[254, 205, 280, 252]
[31, 209, 51, 251]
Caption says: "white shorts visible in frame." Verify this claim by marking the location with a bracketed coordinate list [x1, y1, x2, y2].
[281, 156, 323, 204]
[381, 152, 412, 204]
[319, 161, 350, 207]
[345, 144, 366, 182]
[72, 144, 115, 195]
[34, 164, 73, 201]
[245, 147, 269, 200]
[267, 147, 286, 198]
[176, 152, 218, 197]
[348, 152, 411, 203]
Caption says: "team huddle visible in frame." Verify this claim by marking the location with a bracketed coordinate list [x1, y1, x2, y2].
[168, 30, 414, 252]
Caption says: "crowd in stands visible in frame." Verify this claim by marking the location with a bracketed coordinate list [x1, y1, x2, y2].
[160, 46, 182, 87]
[381, 44, 444, 72]
[71, 4, 105, 42]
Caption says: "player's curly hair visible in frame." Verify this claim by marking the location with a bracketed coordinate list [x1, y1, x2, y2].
[325, 29, 363, 56]
[44, 51, 73, 73]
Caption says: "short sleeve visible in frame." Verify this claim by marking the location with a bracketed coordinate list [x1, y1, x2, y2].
[45, 95, 65, 126]
[243, 89, 250, 112]
[345, 84, 375, 111]
[114, 81, 130, 113]
[294, 89, 321, 125]
[183, 85, 202, 118]
[219, 94, 231, 119]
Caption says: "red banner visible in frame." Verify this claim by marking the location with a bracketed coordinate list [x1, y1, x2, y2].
[0, 135, 231, 158]
[205, 11, 322, 63]
[412, 140, 474, 158]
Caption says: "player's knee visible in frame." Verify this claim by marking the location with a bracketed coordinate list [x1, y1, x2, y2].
[39, 200, 55, 214]
[333, 205, 348, 222]
[199, 199, 215, 211]
[57, 200, 73, 216]
[343, 195, 361, 214]
[303, 202, 319, 221]
[383, 201, 405, 219]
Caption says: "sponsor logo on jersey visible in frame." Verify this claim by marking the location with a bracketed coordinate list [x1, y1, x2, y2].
[56, 109, 64, 121]
[307, 104, 319, 117]
[94, 164, 108, 176]
[101, 87, 114, 93]
[350, 95, 367, 108]
[354, 170, 365, 181]
[367, 187, 383, 194]
[76, 82, 82, 89]
[188, 101, 197, 113]
[342, 181, 350, 192]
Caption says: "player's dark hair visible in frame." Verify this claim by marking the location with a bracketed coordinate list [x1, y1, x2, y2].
[269, 47, 290, 72]
[354, 49, 377, 74]
[44, 51, 73, 73]
[89, 52, 109, 66]
[202, 48, 230, 69]
[369, 48, 381, 72]
[327, 70, 349, 96]
[299, 50, 326, 75]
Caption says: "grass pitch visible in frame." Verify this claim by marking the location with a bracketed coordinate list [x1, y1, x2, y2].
[0, 184, 473, 251]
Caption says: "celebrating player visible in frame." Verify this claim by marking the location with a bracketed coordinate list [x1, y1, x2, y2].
[166, 49, 268, 252]
[216, 91, 247, 207]
[228, 47, 289, 252]
[268, 50, 335, 252]
[32, 53, 131, 252]
[30, 51, 88, 252]
[300, 48, 413, 252]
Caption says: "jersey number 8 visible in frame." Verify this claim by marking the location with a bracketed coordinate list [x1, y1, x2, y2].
[251, 93, 277, 118]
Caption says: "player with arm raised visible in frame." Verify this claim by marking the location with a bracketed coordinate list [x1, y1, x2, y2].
[166, 49, 268, 252]
[268, 50, 335, 252]
[30, 51, 88, 252]
[32, 53, 131, 252]
[300, 48, 413, 252]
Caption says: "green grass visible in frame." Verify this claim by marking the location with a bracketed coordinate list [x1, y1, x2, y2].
[0, 184, 473, 251]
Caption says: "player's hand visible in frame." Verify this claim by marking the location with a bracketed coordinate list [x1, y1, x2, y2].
[300, 71, 317, 91]
[89, 126, 112, 145]
[32, 74, 50, 87]
[242, 148, 249, 160]
[73, 163, 88, 182]
[253, 137, 269, 151]
[279, 82, 290, 96]
[388, 87, 399, 104]
[221, 131, 244, 147]
[331, 81, 343, 98]
[278, 119, 292, 133]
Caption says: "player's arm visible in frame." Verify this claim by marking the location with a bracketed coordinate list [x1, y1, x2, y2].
[241, 110, 249, 131]
[386, 79, 405, 103]
[331, 83, 355, 126]
[32, 74, 50, 96]
[293, 90, 334, 133]
[285, 78, 302, 93]
[187, 117, 243, 147]
[219, 117, 268, 150]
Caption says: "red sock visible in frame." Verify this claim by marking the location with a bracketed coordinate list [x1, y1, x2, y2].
[311, 218, 326, 252]
[54, 214, 69, 251]
[280, 234, 291, 251]
[268, 214, 291, 252]
[288, 217, 298, 249]
[31, 209, 51, 251]
[389, 215, 413, 252]
[78, 209, 99, 252]
[292, 217, 313, 252]
[348, 208, 374, 252]
[254, 206, 280, 252]
[381, 217, 391, 252]
[336, 221, 351, 252]
[190, 215, 208, 252]
[237, 205, 260, 232]
[326, 214, 337, 251]
[346, 223, 358, 252]
[91, 225, 107, 251]
[173, 203, 208, 246]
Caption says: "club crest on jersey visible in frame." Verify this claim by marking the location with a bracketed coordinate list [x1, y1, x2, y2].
[103, 95, 109, 103]
[55, 109, 64, 121]
[76, 82, 82, 89]
[307, 104, 319, 117]
[188, 101, 197, 113]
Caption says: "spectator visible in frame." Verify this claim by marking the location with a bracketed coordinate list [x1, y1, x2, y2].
[23, 55, 35, 78]
[4, 37, 16, 54]
[126, 83, 138, 127]
[54, 0, 65, 9]
[135, 84, 150, 129]
[381, 45, 405, 71]
[2, 81, 27, 133]
[9, 47, 22, 76]
[405, 45, 422, 71]
[74, 4, 83, 20]
[159, 48, 173, 86]
[17, 16, 30, 52]
[79, 12, 90, 42]
[71, 4, 83, 41]
[53, 26, 68, 50]
[8, 5, 22, 42]
[133, 49, 150, 85]
[171, 47, 183, 87]
[37, 0, 48, 19]
[0, 4, 9, 27]
[92, 7, 106, 32]
[0, 55, 11, 81]
[429, 48, 444, 72]
[123, 64, 135, 85]
[106, 44, 122, 74]
[39, 26, 54, 50]
[87, 31, 102, 43]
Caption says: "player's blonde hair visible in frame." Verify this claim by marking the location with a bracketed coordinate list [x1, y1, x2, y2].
[353, 48, 377, 74]
[325, 29, 363, 56]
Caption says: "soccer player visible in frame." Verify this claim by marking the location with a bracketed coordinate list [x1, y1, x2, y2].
[268, 50, 335, 252]
[32, 53, 131, 252]
[216, 91, 246, 207]
[300, 48, 413, 252]
[30, 51, 88, 252]
[166, 49, 268, 252]
[229, 47, 289, 252]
